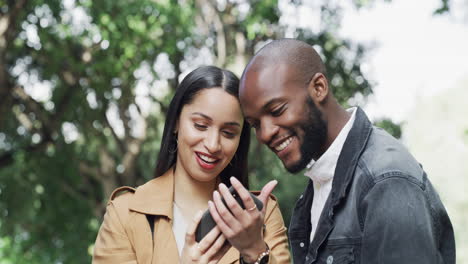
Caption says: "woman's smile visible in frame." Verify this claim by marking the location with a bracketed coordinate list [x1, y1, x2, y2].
[195, 151, 221, 170]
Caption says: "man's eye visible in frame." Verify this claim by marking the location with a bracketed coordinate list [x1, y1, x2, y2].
[271, 105, 285, 117]
[249, 121, 259, 129]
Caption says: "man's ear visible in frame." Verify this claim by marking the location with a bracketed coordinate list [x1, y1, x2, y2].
[307, 73, 329, 104]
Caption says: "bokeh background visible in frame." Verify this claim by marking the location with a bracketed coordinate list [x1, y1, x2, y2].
[0, 0, 467, 263]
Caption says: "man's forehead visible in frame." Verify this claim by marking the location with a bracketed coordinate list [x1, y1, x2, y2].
[241, 63, 300, 97]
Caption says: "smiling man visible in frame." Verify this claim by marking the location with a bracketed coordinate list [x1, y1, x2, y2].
[239, 39, 455, 264]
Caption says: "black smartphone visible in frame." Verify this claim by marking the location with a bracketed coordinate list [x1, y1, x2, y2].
[195, 186, 263, 242]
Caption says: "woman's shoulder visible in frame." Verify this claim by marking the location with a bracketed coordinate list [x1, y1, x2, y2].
[107, 175, 173, 217]
[109, 186, 136, 201]
[107, 174, 168, 206]
[105, 186, 137, 218]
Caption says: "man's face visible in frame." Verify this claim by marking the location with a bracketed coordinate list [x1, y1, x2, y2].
[240, 64, 327, 173]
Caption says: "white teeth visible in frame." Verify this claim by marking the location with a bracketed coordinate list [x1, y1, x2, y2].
[275, 137, 293, 152]
[199, 154, 217, 163]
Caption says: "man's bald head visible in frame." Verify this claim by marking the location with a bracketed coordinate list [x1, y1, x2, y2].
[238, 39, 349, 173]
[241, 39, 327, 87]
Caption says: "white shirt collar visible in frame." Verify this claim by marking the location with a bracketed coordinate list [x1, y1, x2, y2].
[304, 107, 357, 183]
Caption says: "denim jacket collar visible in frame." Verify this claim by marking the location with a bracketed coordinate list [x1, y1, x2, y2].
[290, 107, 373, 262]
[331, 107, 373, 208]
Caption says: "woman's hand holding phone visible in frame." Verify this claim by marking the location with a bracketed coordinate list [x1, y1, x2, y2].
[208, 177, 278, 263]
[181, 210, 231, 264]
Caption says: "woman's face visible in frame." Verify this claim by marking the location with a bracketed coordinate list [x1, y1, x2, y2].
[175, 88, 244, 183]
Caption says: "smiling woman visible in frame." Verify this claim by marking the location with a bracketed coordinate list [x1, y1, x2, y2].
[176, 89, 244, 183]
[92, 66, 290, 264]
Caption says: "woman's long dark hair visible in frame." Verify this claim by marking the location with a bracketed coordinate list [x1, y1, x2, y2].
[154, 66, 250, 188]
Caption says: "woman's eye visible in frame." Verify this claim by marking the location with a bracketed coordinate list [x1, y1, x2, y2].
[194, 123, 207, 130]
[222, 131, 236, 138]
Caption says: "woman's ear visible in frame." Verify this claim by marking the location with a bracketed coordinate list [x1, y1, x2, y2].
[307, 73, 329, 104]
[174, 119, 179, 134]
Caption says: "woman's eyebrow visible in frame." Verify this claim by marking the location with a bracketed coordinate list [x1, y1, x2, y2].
[224, 121, 240, 127]
[191, 112, 212, 120]
[192, 112, 240, 127]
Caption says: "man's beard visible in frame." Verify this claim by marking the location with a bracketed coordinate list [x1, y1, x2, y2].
[286, 97, 327, 173]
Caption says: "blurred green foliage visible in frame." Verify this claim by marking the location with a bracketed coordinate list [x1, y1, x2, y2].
[434, 0, 450, 14]
[375, 118, 402, 139]
[0, 0, 404, 262]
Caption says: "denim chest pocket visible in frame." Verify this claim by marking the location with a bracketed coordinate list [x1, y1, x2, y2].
[317, 246, 355, 264]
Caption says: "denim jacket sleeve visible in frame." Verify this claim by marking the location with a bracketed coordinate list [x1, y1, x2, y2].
[360, 174, 443, 264]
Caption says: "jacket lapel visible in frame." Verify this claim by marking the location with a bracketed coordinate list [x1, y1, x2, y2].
[152, 216, 179, 263]
[127, 173, 179, 263]
[308, 107, 373, 261]
[331, 107, 373, 206]
[129, 173, 175, 218]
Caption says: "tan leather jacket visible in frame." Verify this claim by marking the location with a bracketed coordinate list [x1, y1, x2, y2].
[93, 172, 291, 263]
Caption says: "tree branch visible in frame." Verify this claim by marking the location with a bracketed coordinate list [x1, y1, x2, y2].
[196, 0, 227, 67]
[0, 140, 51, 168]
[121, 110, 147, 186]
[149, 94, 169, 114]
[12, 86, 52, 130]
[0, 0, 29, 127]
[103, 107, 126, 153]
[78, 161, 101, 182]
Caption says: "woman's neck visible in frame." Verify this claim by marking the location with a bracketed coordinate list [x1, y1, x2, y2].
[172, 163, 217, 218]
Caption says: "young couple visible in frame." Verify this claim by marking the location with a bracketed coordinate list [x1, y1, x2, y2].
[93, 39, 455, 264]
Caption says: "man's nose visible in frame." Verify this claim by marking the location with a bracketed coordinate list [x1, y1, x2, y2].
[257, 119, 279, 145]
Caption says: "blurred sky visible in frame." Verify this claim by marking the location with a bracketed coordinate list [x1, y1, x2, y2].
[339, 0, 468, 122]
[281, 0, 468, 123]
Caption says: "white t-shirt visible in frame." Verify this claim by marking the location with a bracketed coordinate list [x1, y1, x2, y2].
[172, 202, 188, 256]
[304, 107, 357, 242]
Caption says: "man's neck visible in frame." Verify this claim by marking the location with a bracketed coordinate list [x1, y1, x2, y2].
[323, 105, 352, 155]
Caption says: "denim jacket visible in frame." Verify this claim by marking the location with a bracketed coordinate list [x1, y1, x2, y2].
[289, 108, 455, 264]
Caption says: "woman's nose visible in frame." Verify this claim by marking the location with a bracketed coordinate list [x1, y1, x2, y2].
[204, 131, 221, 153]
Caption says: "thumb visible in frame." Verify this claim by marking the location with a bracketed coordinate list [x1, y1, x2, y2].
[185, 210, 204, 245]
[257, 180, 278, 212]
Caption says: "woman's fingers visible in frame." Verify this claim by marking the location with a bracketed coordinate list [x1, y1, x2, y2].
[208, 200, 234, 238]
[182, 209, 236, 264]
[209, 241, 232, 264]
[218, 183, 245, 219]
[185, 210, 204, 245]
[229, 177, 260, 215]
[257, 180, 278, 213]
[233, 177, 277, 215]
[198, 225, 221, 253]
[212, 190, 241, 231]
[203, 233, 228, 260]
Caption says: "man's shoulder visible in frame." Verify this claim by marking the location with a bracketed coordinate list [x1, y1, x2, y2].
[357, 126, 425, 183]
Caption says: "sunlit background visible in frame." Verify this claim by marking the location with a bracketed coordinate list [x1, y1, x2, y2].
[0, 0, 467, 262]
